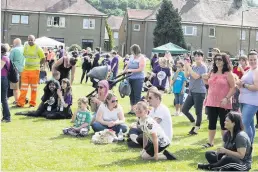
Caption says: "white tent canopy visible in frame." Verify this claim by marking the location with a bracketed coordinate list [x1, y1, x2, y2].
[35, 36, 64, 48]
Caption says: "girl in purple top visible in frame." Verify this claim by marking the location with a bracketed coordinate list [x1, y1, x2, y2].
[1, 44, 11, 122]
[151, 58, 171, 91]
[123, 54, 130, 69]
[236, 51, 258, 144]
[47, 78, 73, 119]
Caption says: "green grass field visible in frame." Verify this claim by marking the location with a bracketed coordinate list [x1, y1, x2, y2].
[1, 59, 258, 171]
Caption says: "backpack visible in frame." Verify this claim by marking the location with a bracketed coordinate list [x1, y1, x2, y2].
[5, 60, 19, 83]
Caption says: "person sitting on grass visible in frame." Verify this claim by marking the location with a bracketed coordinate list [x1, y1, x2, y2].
[198, 112, 252, 171]
[46, 78, 73, 119]
[63, 97, 91, 137]
[91, 92, 127, 134]
[135, 101, 176, 161]
[15, 79, 59, 118]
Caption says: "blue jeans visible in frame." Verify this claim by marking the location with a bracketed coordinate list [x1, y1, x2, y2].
[174, 93, 184, 105]
[1, 76, 11, 120]
[128, 78, 144, 106]
[240, 103, 258, 143]
[92, 122, 128, 134]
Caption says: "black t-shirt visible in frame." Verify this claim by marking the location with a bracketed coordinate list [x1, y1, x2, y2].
[41, 91, 58, 109]
[223, 131, 252, 167]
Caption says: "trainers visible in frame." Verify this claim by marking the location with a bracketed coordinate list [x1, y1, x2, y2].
[1, 119, 11, 123]
[197, 163, 210, 170]
[68, 129, 78, 136]
[163, 150, 177, 160]
[188, 127, 198, 135]
[29, 105, 35, 108]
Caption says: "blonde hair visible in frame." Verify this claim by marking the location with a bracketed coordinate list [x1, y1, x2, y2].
[136, 101, 148, 112]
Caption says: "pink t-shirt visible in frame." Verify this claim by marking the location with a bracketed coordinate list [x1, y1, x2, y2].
[1, 55, 10, 77]
[205, 72, 232, 109]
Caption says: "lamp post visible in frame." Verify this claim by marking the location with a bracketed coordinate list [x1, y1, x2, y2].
[240, 9, 249, 56]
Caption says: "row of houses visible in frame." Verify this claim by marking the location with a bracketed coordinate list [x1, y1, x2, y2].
[119, 0, 258, 57]
[1, 0, 258, 57]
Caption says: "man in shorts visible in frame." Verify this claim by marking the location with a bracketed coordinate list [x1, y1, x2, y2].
[9, 38, 25, 104]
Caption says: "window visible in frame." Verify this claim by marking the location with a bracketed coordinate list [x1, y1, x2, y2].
[12, 15, 20, 24]
[47, 16, 65, 27]
[12, 15, 29, 24]
[208, 48, 213, 57]
[209, 27, 215, 37]
[133, 24, 140, 31]
[114, 32, 118, 39]
[240, 30, 246, 40]
[256, 31, 258, 41]
[83, 19, 95, 29]
[20, 15, 29, 24]
[182, 26, 197, 36]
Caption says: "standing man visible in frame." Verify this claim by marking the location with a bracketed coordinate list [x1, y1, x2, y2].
[111, 51, 119, 79]
[9, 38, 25, 105]
[17, 35, 45, 107]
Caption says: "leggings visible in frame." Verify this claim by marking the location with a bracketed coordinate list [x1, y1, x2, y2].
[206, 106, 229, 130]
[48, 60, 54, 71]
[182, 92, 206, 127]
[205, 151, 250, 171]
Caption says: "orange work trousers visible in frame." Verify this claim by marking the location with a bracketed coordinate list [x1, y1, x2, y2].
[17, 70, 40, 107]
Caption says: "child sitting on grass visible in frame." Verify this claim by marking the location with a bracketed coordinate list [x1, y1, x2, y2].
[63, 97, 91, 137]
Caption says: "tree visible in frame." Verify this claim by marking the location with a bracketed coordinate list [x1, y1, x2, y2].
[153, 0, 186, 49]
[105, 20, 114, 51]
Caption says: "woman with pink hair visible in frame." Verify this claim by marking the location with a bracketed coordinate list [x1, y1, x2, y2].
[90, 80, 109, 124]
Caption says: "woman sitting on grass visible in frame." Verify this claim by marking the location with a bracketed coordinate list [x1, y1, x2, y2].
[15, 80, 59, 118]
[135, 101, 176, 161]
[92, 92, 127, 134]
[46, 78, 73, 119]
[63, 97, 92, 137]
[198, 112, 252, 171]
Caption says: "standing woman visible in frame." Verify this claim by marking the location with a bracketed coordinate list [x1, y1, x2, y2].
[92, 47, 100, 68]
[80, 51, 92, 84]
[52, 53, 77, 84]
[202, 53, 235, 148]
[182, 50, 207, 135]
[47, 48, 56, 71]
[124, 44, 146, 114]
[237, 51, 258, 144]
[1, 44, 11, 122]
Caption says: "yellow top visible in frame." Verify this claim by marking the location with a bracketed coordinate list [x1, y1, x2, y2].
[23, 44, 45, 70]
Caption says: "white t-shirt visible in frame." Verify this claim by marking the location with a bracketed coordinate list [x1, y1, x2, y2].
[139, 116, 170, 147]
[97, 103, 123, 122]
[149, 104, 173, 141]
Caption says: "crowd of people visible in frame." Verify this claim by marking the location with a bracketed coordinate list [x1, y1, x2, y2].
[1, 35, 258, 171]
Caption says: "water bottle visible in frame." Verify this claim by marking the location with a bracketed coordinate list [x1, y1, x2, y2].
[118, 129, 124, 141]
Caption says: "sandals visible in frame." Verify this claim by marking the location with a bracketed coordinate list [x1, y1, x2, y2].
[202, 143, 214, 148]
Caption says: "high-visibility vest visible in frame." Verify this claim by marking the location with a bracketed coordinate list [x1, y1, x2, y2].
[24, 44, 41, 70]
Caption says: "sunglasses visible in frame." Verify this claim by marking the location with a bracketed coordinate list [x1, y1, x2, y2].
[97, 86, 103, 89]
[111, 99, 118, 103]
[215, 58, 223, 62]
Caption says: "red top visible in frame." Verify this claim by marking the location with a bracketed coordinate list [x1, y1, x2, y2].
[204, 72, 232, 109]
[233, 66, 250, 79]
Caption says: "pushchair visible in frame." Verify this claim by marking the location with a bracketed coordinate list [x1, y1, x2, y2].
[86, 65, 132, 98]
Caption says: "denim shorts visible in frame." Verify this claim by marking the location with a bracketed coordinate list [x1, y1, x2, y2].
[174, 93, 184, 105]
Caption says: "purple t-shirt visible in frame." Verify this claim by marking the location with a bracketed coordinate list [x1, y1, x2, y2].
[152, 66, 171, 89]
[93, 53, 100, 67]
[1, 55, 10, 77]
[111, 56, 119, 76]
[64, 92, 73, 106]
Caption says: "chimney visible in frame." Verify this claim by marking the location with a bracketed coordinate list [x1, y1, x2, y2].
[234, 0, 242, 8]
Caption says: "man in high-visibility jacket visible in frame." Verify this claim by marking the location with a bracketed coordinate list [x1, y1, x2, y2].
[17, 35, 45, 107]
